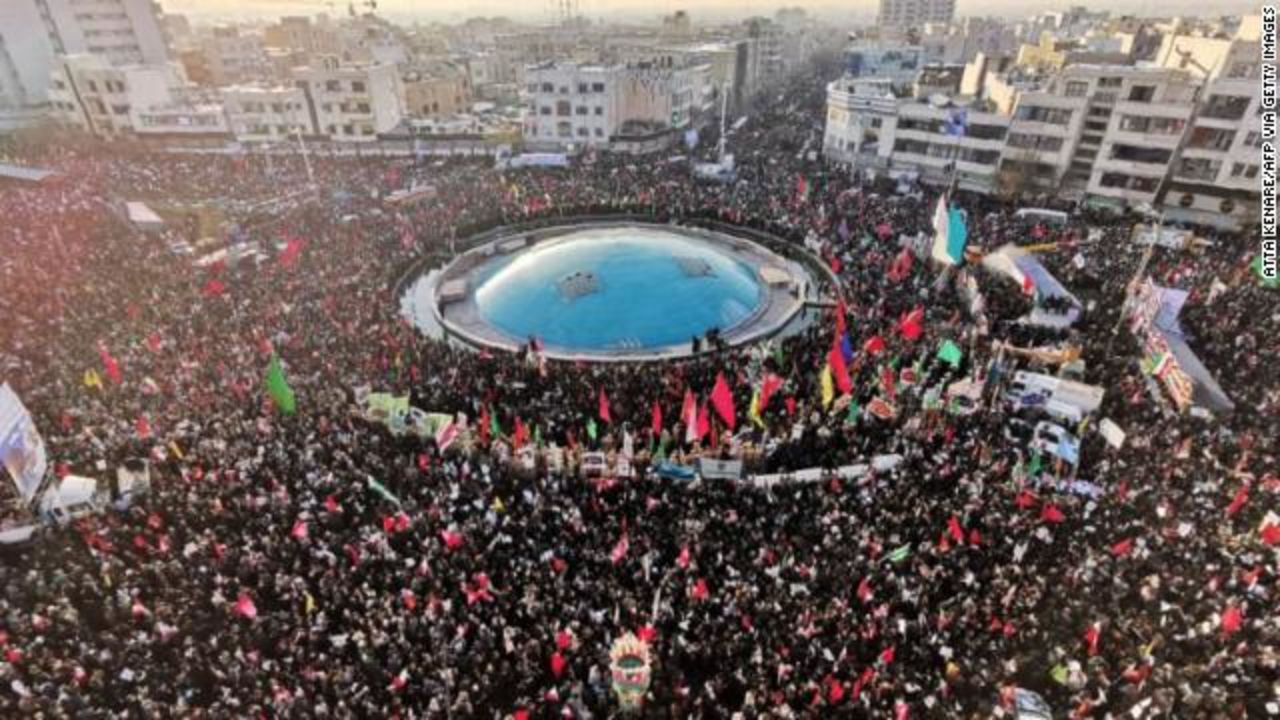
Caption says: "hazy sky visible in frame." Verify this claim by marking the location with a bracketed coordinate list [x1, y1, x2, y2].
[157, 0, 1258, 25]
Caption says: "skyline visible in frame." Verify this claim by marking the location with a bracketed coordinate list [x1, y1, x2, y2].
[156, 0, 1261, 25]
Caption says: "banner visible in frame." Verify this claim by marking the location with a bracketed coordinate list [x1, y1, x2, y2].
[697, 457, 743, 481]
[0, 383, 47, 504]
[1098, 418, 1126, 449]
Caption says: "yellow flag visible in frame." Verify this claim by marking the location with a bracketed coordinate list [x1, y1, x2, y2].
[168, 441, 185, 460]
[304, 591, 316, 615]
[820, 364, 834, 410]
[748, 390, 765, 429]
[83, 369, 102, 391]
[491, 496, 506, 514]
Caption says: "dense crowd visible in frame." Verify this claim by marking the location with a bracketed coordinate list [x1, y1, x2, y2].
[0, 63, 1277, 719]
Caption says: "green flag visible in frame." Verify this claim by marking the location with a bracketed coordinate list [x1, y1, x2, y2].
[1050, 664, 1069, 685]
[586, 417, 597, 441]
[534, 424, 543, 448]
[655, 437, 667, 462]
[1251, 254, 1280, 289]
[844, 397, 860, 425]
[365, 475, 402, 507]
[264, 355, 297, 415]
[1028, 448, 1042, 476]
[489, 411, 501, 439]
[937, 340, 963, 368]
[888, 544, 911, 563]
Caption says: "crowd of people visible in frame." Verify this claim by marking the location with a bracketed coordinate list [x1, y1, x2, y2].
[0, 60, 1276, 719]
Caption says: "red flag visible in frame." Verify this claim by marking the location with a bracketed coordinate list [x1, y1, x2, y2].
[1226, 485, 1249, 516]
[1021, 273, 1035, 296]
[894, 701, 910, 720]
[323, 494, 341, 514]
[279, 237, 305, 268]
[478, 406, 491, 443]
[401, 589, 416, 611]
[833, 298, 847, 339]
[898, 306, 924, 341]
[759, 373, 784, 411]
[636, 624, 658, 643]
[696, 400, 710, 440]
[1220, 605, 1242, 637]
[690, 578, 709, 601]
[879, 645, 895, 665]
[827, 675, 845, 704]
[550, 651, 567, 678]
[234, 593, 258, 619]
[1084, 623, 1100, 656]
[681, 389, 697, 429]
[135, 415, 152, 440]
[1041, 504, 1066, 523]
[610, 531, 629, 565]
[100, 347, 123, 384]
[598, 388, 611, 423]
[677, 544, 691, 569]
[513, 417, 528, 449]
[1015, 490, 1037, 509]
[1110, 538, 1133, 557]
[863, 335, 886, 355]
[556, 629, 573, 650]
[651, 401, 662, 435]
[290, 519, 308, 540]
[947, 515, 965, 543]
[202, 278, 226, 297]
[856, 576, 872, 603]
[1261, 523, 1280, 546]
[439, 529, 464, 550]
[710, 373, 736, 430]
[146, 332, 162, 353]
[785, 396, 796, 416]
[828, 343, 852, 394]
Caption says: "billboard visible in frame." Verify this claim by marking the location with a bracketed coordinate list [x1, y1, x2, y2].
[0, 383, 48, 504]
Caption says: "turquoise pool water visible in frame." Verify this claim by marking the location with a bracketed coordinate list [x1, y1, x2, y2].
[473, 227, 764, 351]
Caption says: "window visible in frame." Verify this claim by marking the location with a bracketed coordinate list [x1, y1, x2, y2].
[1006, 133, 1063, 152]
[1100, 172, 1130, 188]
[1015, 105, 1072, 125]
[594, 128, 603, 137]
[1098, 77, 1122, 88]
[556, 121, 571, 137]
[539, 106, 551, 116]
[342, 124, 354, 135]
[1187, 126, 1235, 151]
[1127, 85, 1155, 103]
[87, 80, 98, 92]
[1244, 131, 1262, 148]
[112, 104, 128, 115]
[576, 126, 588, 137]
[592, 82, 605, 92]
[1201, 94, 1250, 120]
[556, 100, 571, 116]
[1064, 81, 1088, 97]
[1230, 162, 1259, 179]
[540, 83, 553, 92]
[594, 106, 603, 116]
[577, 83, 588, 93]
[325, 80, 341, 92]
[356, 103, 370, 114]
[526, 83, 538, 93]
[351, 81, 365, 93]
[1110, 144, 1172, 164]
[1176, 157, 1222, 181]
[271, 103, 283, 113]
[321, 103, 333, 113]
[1226, 62, 1256, 79]
[575, 105, 587, 115]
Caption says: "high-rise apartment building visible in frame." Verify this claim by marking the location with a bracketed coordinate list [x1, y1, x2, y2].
[876, 0, 956, 32]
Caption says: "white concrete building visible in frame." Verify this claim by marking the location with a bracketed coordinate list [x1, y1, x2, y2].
[222, 85, 311, 143]
[292, 57, 405, 141]
[0, 0, 169, 126]
[46, 54, 187, 136]
[877, 0, 956, 32]
[1151, 31, 1262, 229]
[824, 77, 1009, 193]
[199, 26, 269, 86]
[522, 63, 620, 151]
[986, 64, 1199, 207]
